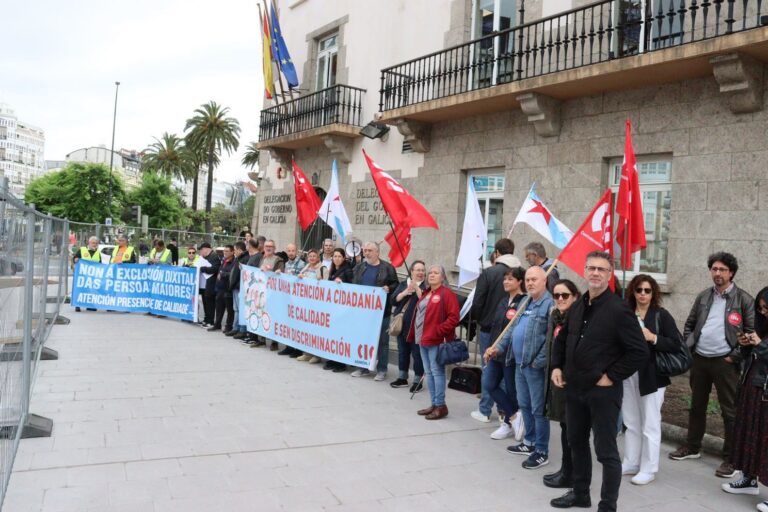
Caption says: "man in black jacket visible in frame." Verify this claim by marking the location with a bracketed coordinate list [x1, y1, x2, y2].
[228, 241, 250, 339]
[551, 251, 649, 512]
[210, 245, 235, 333]
[469, 238, 522, 422]
[198, 242, 220, 328]
[351, 242, 399, 380]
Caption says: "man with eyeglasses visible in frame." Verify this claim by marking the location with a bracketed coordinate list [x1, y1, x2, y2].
[669, 252, 754, 479]
[550, 251, 648, 511]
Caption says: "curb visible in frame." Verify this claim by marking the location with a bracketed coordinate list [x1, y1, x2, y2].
[661, 422, 724, 456]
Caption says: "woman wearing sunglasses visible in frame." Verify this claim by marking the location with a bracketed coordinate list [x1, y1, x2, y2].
[622, 274, 682, 485]
[542, 279, 580, 489]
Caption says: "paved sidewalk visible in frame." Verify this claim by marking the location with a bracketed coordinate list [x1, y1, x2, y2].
[5, 311, 764, 512]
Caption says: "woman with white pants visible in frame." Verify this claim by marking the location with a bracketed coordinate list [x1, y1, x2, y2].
[621, 274, 682, 485]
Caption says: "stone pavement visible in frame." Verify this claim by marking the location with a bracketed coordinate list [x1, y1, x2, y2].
[4, 311, 764, 512]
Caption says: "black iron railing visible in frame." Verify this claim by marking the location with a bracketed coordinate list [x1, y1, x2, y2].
[380, 0, 765, 111]
[259, 84, 366, 142]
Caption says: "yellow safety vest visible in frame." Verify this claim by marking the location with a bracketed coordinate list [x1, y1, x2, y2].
[111, 245, 135, 264]
[79, 247, 101, 262]
[149, 248, 171, 264]
[180, 255, 199, 267]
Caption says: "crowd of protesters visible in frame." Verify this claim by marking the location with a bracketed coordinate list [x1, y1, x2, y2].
[71, 232, 768, 512]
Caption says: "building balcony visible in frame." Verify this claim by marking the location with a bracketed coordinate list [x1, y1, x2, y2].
[257, 84, 366, 160]
[378, 0, 768, 139]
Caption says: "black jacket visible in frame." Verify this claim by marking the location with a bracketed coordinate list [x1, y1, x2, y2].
[247, 252, 263, 268]
[352, 259, 398, 316]
[391, 280, 429, 339]
[470, 254, 522, 332]
[637, 307, 682, 395]
[740, 340, 768, 388]
[329, 262, 354, 283]
[230, 253, 250, 291]
[489, 293, 526, 347]
[200, 251, 220, 293]
[552, 289, 649, 390]
[216, 257, 236, 294]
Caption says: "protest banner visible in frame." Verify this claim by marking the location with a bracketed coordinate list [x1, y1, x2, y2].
[72, 260, 199, 321]
[239, 265, 386, 370]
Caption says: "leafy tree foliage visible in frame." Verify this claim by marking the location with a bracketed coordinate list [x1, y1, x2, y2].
[125, 171, 189, 229]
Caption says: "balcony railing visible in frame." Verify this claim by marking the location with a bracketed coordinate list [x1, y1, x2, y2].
[380, 0, 766, 111]
[259, 84, 366, 142]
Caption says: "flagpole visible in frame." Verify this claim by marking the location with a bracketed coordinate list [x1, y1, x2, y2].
[386, 219, 410, 276]
[257, 3, 280, 106]
[270, 0, 297, 101]
[263, 0, 291, 104]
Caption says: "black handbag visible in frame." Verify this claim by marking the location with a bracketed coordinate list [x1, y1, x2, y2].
[437, 339, 469, 365]
[448, 366, 482, 394]
[653, 311, 693, 377]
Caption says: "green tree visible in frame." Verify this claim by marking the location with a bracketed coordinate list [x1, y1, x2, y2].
[182, 134, 219, 212]
[24, 162, 126, 222]
[208, 204, 237, 234]
[241, 142, 260, 170]
[125, 171, 189, 229]
[184, 101, 240, 234]
[234, 195, 255, 232]
[142, 132, 195, 182]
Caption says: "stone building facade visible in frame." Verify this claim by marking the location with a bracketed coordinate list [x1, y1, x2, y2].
[254, 0, 768, 324]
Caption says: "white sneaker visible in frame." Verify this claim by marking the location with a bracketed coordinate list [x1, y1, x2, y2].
[350, 369, 370, 378]
[757, 501, 768, 512]
[622, 464, 640, 476]
[374, 371, 387, 381]
[296, 354, 311, 362]
[630, 472, 655, 485]
[490, 422, 514, 440]
[470, 410, 491, 423]
[308, 356, 321, 364]
[511, 413, 525, 442]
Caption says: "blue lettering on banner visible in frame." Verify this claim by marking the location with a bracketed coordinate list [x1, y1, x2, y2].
[239, 265, 385, 370]
[71, 260, 199, 321]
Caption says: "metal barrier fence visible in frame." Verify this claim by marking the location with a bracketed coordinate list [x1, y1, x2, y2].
[0, 177, 69, 509]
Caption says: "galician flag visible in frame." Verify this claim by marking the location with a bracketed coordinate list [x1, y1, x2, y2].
[318, 160, 353, 243]
[511, 184, 573, 249]
[456, 177, 488, 287]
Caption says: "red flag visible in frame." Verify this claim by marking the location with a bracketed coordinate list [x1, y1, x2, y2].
[292, 160, 321, 231]
[615, 120, 647, 268]
[362, 149, 438, 230]
[384, 225, 411, 268]
[558, 188, 615, 285]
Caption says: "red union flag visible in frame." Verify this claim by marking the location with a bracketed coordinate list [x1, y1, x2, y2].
[558, 188, 614, 278]
[362, 149, 438, 230]
[292, 160, 321, 231]
[615, 119, 647, 268]
[384, 224, 411, 268]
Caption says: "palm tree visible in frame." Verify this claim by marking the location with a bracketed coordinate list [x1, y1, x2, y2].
[184, 102, 240, 232]
[142, 132, 194, 182]
[241, 142, 260, 170]
[183, 136, 219, 212]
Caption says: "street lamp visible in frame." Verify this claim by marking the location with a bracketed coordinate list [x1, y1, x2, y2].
[107, 81, 120, 220]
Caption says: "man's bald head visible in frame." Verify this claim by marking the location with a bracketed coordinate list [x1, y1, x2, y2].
[525, 266, 548, 299]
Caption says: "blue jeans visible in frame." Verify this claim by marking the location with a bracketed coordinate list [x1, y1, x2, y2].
[483, 360, 518, 422]
[377, 316, 390, 373]
[478, 330, 497, 416]
[515, 366, 550, 454]
[397, 333, 424, 380]
[420, 345, 446, 406]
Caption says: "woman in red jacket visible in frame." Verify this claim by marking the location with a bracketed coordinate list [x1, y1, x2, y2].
[407, 264, 460, 420]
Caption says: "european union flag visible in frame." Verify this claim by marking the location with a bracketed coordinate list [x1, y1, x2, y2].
[270, 5, 299, 88]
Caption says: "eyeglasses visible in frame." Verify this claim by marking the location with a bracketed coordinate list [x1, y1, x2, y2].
[585, 265, 611, 274]
[264, 245, 275, 249]
[553, 293, 571, 300]
[710, 266, 730, 273]
[635, 287, 652, 295]
[188, 251, 196, 255]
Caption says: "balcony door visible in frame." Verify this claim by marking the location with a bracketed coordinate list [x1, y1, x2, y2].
[614, 0, 682, 56]
[470, 0, 516, 88]
[316, 34, 339, 126]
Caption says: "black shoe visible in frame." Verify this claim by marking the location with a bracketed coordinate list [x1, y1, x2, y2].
[390, 378, 409, 388]
[279, 347, 295, 356]
[87, 308, 97, 311]
[224, 330, 238, 336]
[251, 339, 266, 347]
[233, 332, 247, 340]
[75, 307, 81, 312]
[332, 363, 347, 373]
[289, 350, 301, 358]
[550, 490, 591, 509]
[207, 326, 221, 332]
[543, 470, 573, 489]
[323, 361, 335, 370]
[409, 380, 424, 393]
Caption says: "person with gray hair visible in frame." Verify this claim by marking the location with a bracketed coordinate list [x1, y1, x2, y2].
[321, 238, 335, 270]
[524, 241, 559, 293]
[351, 241, 399, 380]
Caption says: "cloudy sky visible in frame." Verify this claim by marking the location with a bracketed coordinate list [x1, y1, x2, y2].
[2, 0, 265, 182]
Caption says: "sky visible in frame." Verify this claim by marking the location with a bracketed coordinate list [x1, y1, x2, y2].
[1, 0, 265, 183]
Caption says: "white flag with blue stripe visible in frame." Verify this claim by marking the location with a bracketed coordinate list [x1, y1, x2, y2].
[511, 184, 573, 249]
[318, 160, 353, 243]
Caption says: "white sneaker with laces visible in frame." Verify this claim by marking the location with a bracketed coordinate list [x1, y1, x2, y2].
[470, 410, 491, 423]
[622, 464, 640, 476]
[630, 472, 655, 485]
[511, 413, 525, 442]
[757, 501, 768, 512]
[490, 422, 514, 440]
[351, 369, 370, 378]
[374, 371, 387, 381]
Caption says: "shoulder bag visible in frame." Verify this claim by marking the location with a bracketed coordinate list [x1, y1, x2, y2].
[389, 288, 414, 337]
[654, 309, 693, 377]
[434, 289, 469, 365]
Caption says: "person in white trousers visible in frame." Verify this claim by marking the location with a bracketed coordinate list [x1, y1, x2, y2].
[621, 274, 683, 485]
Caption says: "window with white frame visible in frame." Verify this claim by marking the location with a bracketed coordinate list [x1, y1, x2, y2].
[609, 157, 672, 279]
[316, 33, 338, 91]
[470, 172, 506, 264]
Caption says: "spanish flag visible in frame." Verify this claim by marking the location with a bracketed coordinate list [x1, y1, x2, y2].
[261, 10, 275, 100]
